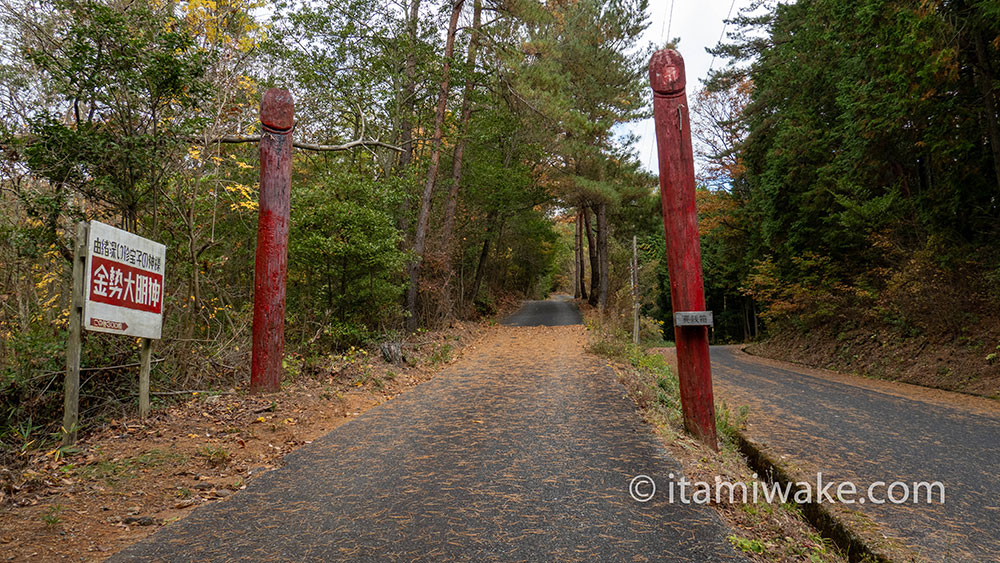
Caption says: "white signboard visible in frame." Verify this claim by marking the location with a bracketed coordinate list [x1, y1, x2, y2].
[674, 311, 713, 327]
[83, 221, 166, 339]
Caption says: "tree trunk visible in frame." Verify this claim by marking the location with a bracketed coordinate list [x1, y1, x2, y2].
[583, 205, 599, 306]
[573, 209, 581, 299]
[394, 0, 421, 245]
[493, 217, 508, 288]
[440, 0, 482, 260]
[973, 29, 1000, 191]
[743, 297, 751, 342]
[468, 212, 496, 304]
[405, 0, 465, 331]
[597, 201, 609, 310]
[577, 208, 588, 301]
[185, 201, 200, 342]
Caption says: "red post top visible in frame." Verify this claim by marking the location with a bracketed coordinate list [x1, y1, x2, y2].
[261, 89, 294, 132]
[649, 49, 686, 97]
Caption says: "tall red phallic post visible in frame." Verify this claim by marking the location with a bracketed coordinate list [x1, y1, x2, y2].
[649, 49, 718, 449]
[251, 89, 294, 393]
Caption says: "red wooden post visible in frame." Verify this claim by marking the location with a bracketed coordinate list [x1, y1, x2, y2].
[649, 49, 718, 449]
[251, 89, 294, 393]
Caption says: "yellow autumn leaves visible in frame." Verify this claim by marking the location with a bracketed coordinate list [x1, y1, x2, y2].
[187, 148, 258, 211]
[178, 0, 269, 52]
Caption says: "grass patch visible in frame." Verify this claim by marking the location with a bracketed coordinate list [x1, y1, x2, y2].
[588, 328, 747, 443]
[428, 343, 454, 366]
[198, 446, 230, 467]
[729, 535, 766, 554]
[67, 449, 186, 486]
[586, 320, 847, 563]
[41, 504, 65, 527]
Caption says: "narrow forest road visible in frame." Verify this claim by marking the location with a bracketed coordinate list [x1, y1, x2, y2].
[499, 294, 584, 326]
[112, 298, 743, 562]
[708, 347, 1000, 563]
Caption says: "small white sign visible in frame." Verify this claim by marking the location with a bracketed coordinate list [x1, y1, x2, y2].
[674, 311, 713, 327]
[83, 221, 166, 339]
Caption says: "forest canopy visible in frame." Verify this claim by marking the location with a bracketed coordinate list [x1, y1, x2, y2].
[0, 0, 658, 438]
[693, 0, 1000, 347]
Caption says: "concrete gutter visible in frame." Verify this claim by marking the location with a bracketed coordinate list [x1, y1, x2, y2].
[733, 431, 908, 563]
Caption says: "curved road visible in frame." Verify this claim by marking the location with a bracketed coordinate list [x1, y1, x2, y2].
[710, 346, 1000, 563]
[113, 299, 743, 562]
[500, 294, 583, 327]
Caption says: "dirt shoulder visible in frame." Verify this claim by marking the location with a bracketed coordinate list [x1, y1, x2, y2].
[744, 325, 1000, 399]
[0, 320, 498, 561]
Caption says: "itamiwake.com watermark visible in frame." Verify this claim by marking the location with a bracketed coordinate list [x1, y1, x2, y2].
[628, 473, 945, 505]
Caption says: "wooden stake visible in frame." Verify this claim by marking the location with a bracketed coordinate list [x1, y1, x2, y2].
[63, 221, 87, 446]
[139, 338, 152, 418]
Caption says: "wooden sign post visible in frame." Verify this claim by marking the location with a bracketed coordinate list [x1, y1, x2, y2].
[250, 89, 294, 393]
[64, 221, 167, 444]
[63, 222, 87, 445]
[649, 49, 718, 449]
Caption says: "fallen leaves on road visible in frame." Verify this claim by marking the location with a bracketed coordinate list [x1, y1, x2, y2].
[0, 320, 494, 561]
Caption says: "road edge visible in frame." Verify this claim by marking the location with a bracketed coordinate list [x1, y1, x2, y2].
[733, 432, 905, 563]
[734, 345, 1000, 417]
[737, 344, 1000, 403]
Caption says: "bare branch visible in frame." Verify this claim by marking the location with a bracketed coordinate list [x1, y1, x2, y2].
[199, 135, 402, 152]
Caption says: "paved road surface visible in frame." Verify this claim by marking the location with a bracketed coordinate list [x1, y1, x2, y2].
[710, 346, 1000, 563]
[113, 301, 742, 561]
[500, 294, 583, 327]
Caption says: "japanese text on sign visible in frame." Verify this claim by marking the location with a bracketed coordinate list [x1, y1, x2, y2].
[89, 256, 163, 314]
[674, 311, 713, 327]
[84, 221, 167, 339]
[91, 236, 163, 273]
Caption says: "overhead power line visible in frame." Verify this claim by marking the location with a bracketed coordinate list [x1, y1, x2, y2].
[709, 0, 739, 73]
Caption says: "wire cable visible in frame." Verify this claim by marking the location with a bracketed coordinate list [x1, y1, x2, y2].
[664, 0, 675, 42]
[708, 0, 739, 73]
[650, 0, 676, 169]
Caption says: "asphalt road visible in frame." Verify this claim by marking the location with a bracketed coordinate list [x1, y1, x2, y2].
[500, 294, 583, 327]
[112, 302, 743, 562]
[710, 346, 1000, 563]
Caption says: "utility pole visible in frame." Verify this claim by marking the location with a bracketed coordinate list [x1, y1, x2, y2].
[649, 49, 718, 449]
[632, 235, 640, 346]
[251, 89, 294, 393]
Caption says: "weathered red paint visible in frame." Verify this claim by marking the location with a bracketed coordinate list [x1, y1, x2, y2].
[649, 50, 718, 449]
[251, 89, 294, 393]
